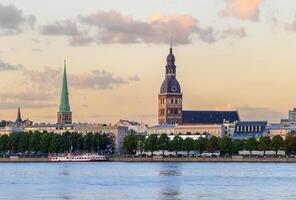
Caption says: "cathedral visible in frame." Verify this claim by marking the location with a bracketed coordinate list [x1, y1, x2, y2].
[158, 45, 240, 125]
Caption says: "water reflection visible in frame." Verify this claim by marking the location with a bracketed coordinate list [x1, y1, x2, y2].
[58, 165, 70, 176]
[159, 163, 182, 200]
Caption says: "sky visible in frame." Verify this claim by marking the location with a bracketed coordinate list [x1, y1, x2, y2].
[0, 0, 296, 125]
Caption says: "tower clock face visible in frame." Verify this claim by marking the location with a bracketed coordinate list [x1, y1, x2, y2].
[171, 86, 177, 92]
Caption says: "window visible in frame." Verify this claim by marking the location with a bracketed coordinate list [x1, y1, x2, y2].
[175, 108, 178, 114]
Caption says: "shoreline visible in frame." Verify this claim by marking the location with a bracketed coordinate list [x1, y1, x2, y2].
[1, 156, 296, 163]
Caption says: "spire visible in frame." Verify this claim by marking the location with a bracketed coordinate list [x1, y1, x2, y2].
[16, 107, 22, 124]
[170, 36, 173, 54]
[59, 60, 71, 113]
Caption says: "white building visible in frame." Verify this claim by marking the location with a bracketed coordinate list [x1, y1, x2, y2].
[148, 123, 225, 138]
[117, 120, 147, 135]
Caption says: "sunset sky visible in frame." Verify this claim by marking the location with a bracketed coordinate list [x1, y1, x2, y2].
[1, 0, 296, 125]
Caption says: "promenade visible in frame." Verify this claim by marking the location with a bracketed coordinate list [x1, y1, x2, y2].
[1, 156, 296, 163]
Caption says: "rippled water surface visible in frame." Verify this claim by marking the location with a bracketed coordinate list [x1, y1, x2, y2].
[0, 162, 296, 200]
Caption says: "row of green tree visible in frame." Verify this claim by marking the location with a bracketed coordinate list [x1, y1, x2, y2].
[0, 131, 112, 154]
[123, 133, 296, 156]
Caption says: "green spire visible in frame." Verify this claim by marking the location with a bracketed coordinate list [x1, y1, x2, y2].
[59, 60, 71, 113]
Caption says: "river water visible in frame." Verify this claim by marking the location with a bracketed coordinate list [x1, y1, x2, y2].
[0, 162, 295, 200]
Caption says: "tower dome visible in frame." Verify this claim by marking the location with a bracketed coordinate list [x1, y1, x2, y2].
[160, 78, 181, 93]
[166, 47, 175, 65]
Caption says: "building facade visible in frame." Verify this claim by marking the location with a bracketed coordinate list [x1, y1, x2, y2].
[232, 121, 267, 139]
[57, 60, 72, 124]
[148, 123, 225, 138]
[289, 108, 296, 122]
[117, 120, 147, 135]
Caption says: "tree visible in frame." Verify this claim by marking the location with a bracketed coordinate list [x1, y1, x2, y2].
[83, 133, 94, 152]
[18, 133, 29, 153]
[244, 138, 258, 155]
[137, 135, 146, 156]
[0, 134, 9, 156]
[123, 134, 138, 155]
[145, 134, 158, 155]
[232, 140, 245, 155]
[40, 133, 52, 153]
[285, 135, 296, 155]
[207, 136, 219, 154]
[29, 132, 41, 153]
[9, 132, 21, 153]
[271, 135, 284, 155]
[259, 136, 271, 155]
[169, 135, 184, 156]
[157, 133, 170, 156]
[218, 137, 233, 156]
[183, 137, 195, 157]
[195, 137, 208, 154]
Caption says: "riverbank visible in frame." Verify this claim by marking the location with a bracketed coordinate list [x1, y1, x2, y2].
[0, 157, 48, 163]
[1, 156, 296, 163]
[109, 156, 296, 163]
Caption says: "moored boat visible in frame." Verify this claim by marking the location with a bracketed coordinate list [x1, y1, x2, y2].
[48, 153, 108, 162]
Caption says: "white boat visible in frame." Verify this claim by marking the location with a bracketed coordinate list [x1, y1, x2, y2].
[49, 153, 108, 162]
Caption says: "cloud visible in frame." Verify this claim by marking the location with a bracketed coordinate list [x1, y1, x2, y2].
[0, 59, 23, 71]
[23, 66, 61, 88]
[32, 48, 42, 52]
[69, 35, 94, 46]
[40, 11, 219, 45]
[128, 74, 140, 81]
[238, 106, 286, 122]
[221, 27, 246, 38]
[0, 4, 36, 35]
[79, 11, 216, 44]
[70, 70, 127, 90]
[40, 19, 82, 36]
[0, 66, 59, 110]
[23, 66, 136, 90]
[220, 0, 264, 21]
[285, 15, 296, 32]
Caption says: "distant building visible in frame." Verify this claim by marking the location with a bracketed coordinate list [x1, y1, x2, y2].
[75, 124, 128, 152]
[117, 120, 147, 135]
[57, 60, 72, 124]
[289, 108, 296, 122]
[182, 111, 240, 125]
[148, 124, 175, 135]
[233, 121, 267, 139]
[0, 107, 33, 135]
[158, 44, 240, 125]
[265, 123, 291, 140]
[148, 123, 225, 138]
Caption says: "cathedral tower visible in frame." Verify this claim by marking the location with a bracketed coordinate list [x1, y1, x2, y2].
[158, 44, 183, 124]
[57, 60, 72, 124]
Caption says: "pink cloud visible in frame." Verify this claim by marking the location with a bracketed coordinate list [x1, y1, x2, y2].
[220, 0, 264, 21]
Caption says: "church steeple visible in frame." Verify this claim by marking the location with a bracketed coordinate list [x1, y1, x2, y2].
[166, 41, 176, 77]
[15, 107, 22, 124]
[57, 60, 72, 124]
[59, 60, 70, 113]
[158, 43, 183, 125]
